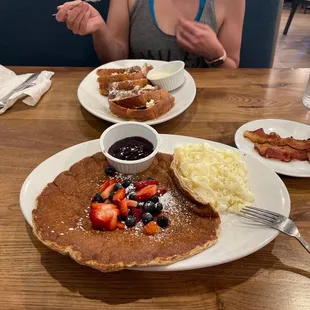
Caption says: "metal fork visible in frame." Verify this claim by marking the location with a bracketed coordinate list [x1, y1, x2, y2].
[240, 206, 310, 253]
[0, 73, 40, 110]
[52, 0, 103, 16]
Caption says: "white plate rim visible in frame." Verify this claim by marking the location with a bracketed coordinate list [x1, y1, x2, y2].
[20, 134, 291, 272]
[77, 59, 196, 126]
[234, 119, 310, 178]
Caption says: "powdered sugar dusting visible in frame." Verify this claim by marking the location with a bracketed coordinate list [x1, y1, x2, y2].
[131, 221, 144, 236]
[159, 192, 178, 214]
[159, 191, 191, 222]
[125, 183, 135, 194]
[115, 173, 133, 182]
[67, 173, 195, 241]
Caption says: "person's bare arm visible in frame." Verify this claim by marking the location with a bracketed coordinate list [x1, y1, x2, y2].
[217, 0, 245, 68]
[56, 0, 130, 64]
[92, 0, 130, 63]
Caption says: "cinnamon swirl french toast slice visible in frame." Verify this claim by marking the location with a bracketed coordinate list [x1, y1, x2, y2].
[109, 89, 175, 121]
[97, 64, 153, 95]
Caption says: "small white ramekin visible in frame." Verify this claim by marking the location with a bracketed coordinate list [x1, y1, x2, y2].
[147, 61, 185, 91]
[100, 122, 161, 174]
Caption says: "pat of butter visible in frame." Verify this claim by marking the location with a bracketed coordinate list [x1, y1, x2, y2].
[149, 72, 171, 79]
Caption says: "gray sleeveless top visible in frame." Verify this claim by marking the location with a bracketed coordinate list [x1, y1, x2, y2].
[129, 0, 218, 68]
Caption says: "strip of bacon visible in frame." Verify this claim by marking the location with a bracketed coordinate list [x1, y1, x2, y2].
[244, 128, 310, 151]
[254, 143, 310, 163]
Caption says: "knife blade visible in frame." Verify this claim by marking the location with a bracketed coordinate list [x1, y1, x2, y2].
[0, 73, 40, 108]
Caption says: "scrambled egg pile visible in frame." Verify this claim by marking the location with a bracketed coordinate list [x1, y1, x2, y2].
[174, 143, 255, 212]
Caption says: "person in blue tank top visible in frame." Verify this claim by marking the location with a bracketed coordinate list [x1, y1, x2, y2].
[56, 0, 245, 68]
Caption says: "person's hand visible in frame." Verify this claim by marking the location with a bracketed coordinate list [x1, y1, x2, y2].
[56, 1, 105, 35]
[176, 19, 225, 61]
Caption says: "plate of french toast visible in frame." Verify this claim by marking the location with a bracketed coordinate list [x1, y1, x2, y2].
[77, 59, 196, 125]
[20, 125, 290, 272]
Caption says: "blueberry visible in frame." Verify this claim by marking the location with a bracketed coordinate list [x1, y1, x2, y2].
[147, 177, 154, 180]
[114, 183, 123, 191]
[109, 191, 116, 201]
[129, 192, 136, 201]
[93, 193, 104, 203]
[120, 209, 131, 220]
[137, 202, 144, 209]
[125, 215, 136, 228]
[120, 214, 127, 221]
[143, 201, 156, 213]
[153, 202, 163, 215]
[105, 166, 116, 176]
[157, 216, 169, 228]
[150, 196, 159, 204]
[142, 212, 153, 225]
[122, 179, 132, 188]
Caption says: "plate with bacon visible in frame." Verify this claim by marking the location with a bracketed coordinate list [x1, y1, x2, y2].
[235, 119, 310, 177]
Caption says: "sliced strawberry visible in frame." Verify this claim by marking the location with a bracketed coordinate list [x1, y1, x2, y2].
[127, 200, 138, 208]
[134, 180, 159, 190]
[117, 222, 125, 229]
[157, 186, 167, 197]
[136, 185, 158, 202]
[89, 204, 120, 231]
[98, 179, 116, 193]
[112, 188, 126, 204]
[131, 207, 143, 222]
[98, 180, 110, 193]
[101, 183, 115, 200]
[119, 199, 129, 217]
[91, 202, 106, 209]
[107, 214, 118, 231]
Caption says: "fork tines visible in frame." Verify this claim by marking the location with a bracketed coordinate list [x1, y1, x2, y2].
[239, 206, 280, 226]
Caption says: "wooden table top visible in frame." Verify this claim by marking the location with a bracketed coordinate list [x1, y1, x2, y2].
[1, 67, 310, 310]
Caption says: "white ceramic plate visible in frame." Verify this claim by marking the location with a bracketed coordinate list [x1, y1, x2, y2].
[235, 119, 310, 178]
[77, 59, 196, 125]
[20, 135, 290, 271]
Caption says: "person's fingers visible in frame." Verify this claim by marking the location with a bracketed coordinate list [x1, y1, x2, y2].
[194, 21, 214, 34]
[71, 5, 88, 34]
[178, 18, 199, 37]
[63, 0, 82, 10]
[79, 8, 91, 35]
[176, 31, 194, 54]
[66, 4, 86, 30]
[177, 26, 195, 45]
[56, 10, 67, 22]
[56, 1, 82, 22]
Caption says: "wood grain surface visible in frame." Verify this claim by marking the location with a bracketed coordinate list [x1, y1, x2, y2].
[1, 67, 310, 310]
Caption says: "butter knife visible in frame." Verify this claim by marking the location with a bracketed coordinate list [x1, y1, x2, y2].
[0, 73, 40, 109]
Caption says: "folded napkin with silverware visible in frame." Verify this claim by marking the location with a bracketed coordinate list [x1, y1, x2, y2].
[0, 66, 54, 114]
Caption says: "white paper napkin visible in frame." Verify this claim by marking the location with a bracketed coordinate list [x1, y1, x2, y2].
[0, 65, 54, 114]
